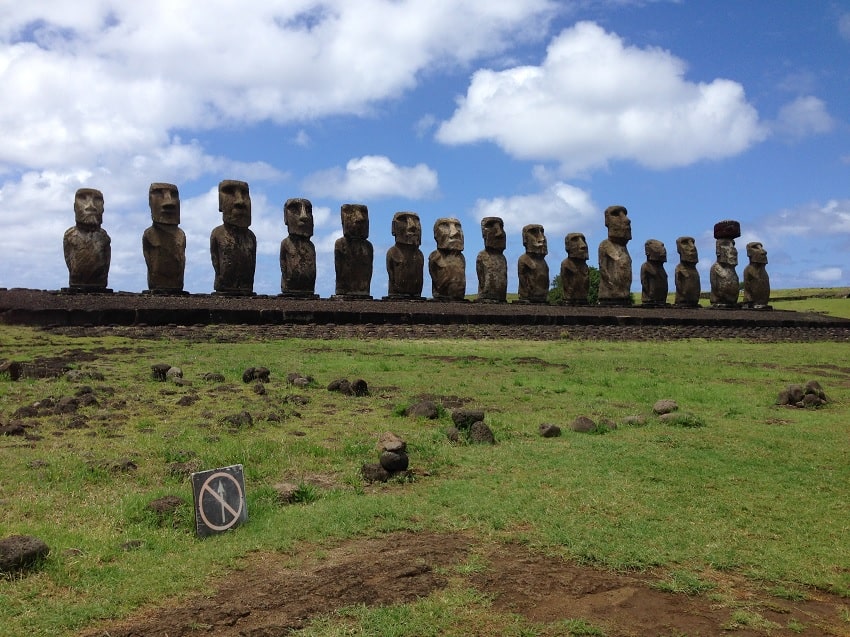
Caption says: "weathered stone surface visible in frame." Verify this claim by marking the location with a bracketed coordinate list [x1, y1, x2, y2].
[351, 379, 369, 397]
[280, 198, 317, 297]
[328, 378, 352, 394]
[653, 399, 679, 415]
[361, 462, 390, 483]
[452, 409, 485, 429]
[713, 220, 741, 239]
[334, 204, 373, 298]
[429, 218, 466, 301]
[561, 233, 590, 305]
[166, 366, 183, 380]
[518, 224, 549, 303]
[538, 423, 562, 438]
[805, 380, 826, 400]
[64, 188, 111, 292]
[674, 236, 701, 307]
[201, 372, 225, 383]
[211, 180, 256, 295]
[378, 432, 406, 453]
[742, 242, 770, 309]
[243, 367, 270, 383]
[151, 363, 171, 381]
[710, 237, 739, 308]
[224, 411, 253, 427]
[379, 450, 410, 472]
[147, 495, 184, 516]
[0, 535, 50, 573]
[445, 425, 461, 443]
[385, 212, 424, 299]
[407, 400, 439, 419]
[570, 416, 596, 433]
[274, 482, 300, 504]
[469, 421, 495, 444]
[801, 393, 824, 408]
[476, 217, 507, 303]
[640, 240, 668, 307]
[597, 205, 632, 305]
[143, 183, 186, 293]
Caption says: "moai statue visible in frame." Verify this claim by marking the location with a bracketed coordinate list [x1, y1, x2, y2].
[429, 217, 466, 301]
[210, 180, 256, 295]
[674, 236, 701, 308]
[640, 239, 668, 307]
[709, 220, 740, 308]
[385, 211, 424, 300]
[597, 205, 632, 305]
[142, 183, 186, 294]
[280, 198, 318, 298]
[560, 232, 590, 305]
[743, 241, 771, 309]
[517, 224, 549, 303]
[476, 217, 507, 303]
[333, 203, 373, 299]
[63, 188, 111, 293]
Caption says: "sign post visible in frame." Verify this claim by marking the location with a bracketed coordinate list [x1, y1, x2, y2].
[191, 464, 248, 538]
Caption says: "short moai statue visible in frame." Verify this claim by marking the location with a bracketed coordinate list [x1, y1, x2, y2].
[429, 217, 466, 301]
[280, 198, 318, 298]
[674, 236, 701, 308]
[143, 182, 186, 294]
[210, 180, 256, 295]
[560, 232, 589, 305]
[640, 239, 668, 307]
[475, 217, 507, 303]
[385, 212, 424, 300]
[597, 205, 632, 306]
[517, 224, 549, 304]
[63, 188, 111, 293]
[333, 203, 373, 299]
[742, 241, 771, 310]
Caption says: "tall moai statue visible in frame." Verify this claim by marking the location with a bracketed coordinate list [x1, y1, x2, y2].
[210, 180, 256, 295]
[709, 220, 740, 308]
[385, 211, 424, 300]
[640, 239, 668, 307]
[517, 224, 549, 304]
[280, 198, 318, 298]
[674, 236, 701, 308]
[560, 232, 590, 305]
[597, 205, 632, 306]
[476, 217, 507, 303]
[429, 217, 466, 301]
[333, 203, 373, 299]
[743, 241, 771, 309]
[63, 188, 111, 293]
[143, 183, 186, 294]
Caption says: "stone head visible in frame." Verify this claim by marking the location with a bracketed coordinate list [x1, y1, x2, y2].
[604, 205, 631, 244]
[149, 183, 180, 225]
[746, 241, 767, 264]
[219, 180, 251, 228]
[434, 217, 463, 252]
[522, 224, 547, 257]
[676, 236, 698, 264]
[74, 188, 105, 228]
[284, 198, 314, 238]
[341, 203, 369, 240]
[480, 217, 506, 251]
[565, 232, 588, 260]
[392, 211, 421, 247]
[715, 238, 738, 266]
[645, 239, 667, 262]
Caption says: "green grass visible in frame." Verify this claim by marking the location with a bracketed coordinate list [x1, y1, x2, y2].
[1, 324, 849, 636]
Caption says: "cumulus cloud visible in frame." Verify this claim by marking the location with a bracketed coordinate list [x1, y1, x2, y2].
[302, 155, 439, 200]
[437, 21, 767, 174]
[472, 181, 598, 239]
[772, 96, 835, 140]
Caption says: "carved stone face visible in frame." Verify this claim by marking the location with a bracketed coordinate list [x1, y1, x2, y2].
[481, 217, 506, 251]
[716, 239, 738, 266]
[645, 239, 666, 262]
[219, 180, 251, 228]
[522, 224, 547, 256]
[149, 183, 180, 225]
[676, 236, 698, 263]
[747, 241, 767, 264]
[74, 188, 104, 228]
[392, 212, 421, 247]
[434, 217, 463, 251]
[604, 205, 631, 243]
[565, 232, 588, 259]
[341, 203, 369, 240]
[284, 198, 314, 238]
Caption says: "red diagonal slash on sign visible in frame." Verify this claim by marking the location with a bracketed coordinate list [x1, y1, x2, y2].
[198, 471, 244, 532]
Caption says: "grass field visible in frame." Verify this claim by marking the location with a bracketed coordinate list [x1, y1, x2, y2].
[1, 310, 849, 635]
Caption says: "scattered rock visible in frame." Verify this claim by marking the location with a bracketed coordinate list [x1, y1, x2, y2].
[538, 423, 561, 438]
[351, 379, 369, 397]
[286, 372, 312, 387]
[452, 409, 485, 429]
[243, 367, 270, 383]
[11, 405, 38, 418]
[176, 394, 198, 406]
[380, 450, 409, 472]
[147, 495, 184, 517]
[445, 425, 461, 443]
[224, 411, 253, 428]
[571, 416, 596, 433]
[406, 400, 439, 419]
[469, 421, 495, 444]
[328, 378, 352, 395]
[55, 396, 79, 414]
[166, 367, 183, 380]
[168, 460, 201, 478]
[65, 369, 105, 382]
[378, 432, 406, 453]
[285, 394, 310, 406]
[273, 482, 300, 504]
[253, 382, 266, 395]
[361, 462, 390, 483]
[201, 372, 225, 383]
[653, 399, 679, 415]
[599, 418, 618, 431]
[621, 415, 647, 426]
[0, 535, 50, 573]
[0, 360, 23, 381]
[151, 363, 171, 381]
[777, 380, 829, 409]
[0, 421, 28, 436]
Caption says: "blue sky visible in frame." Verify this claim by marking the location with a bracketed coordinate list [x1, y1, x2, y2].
[1, 1, 848, 297]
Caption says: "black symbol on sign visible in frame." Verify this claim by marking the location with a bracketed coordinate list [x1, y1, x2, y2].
[198, 471, 244, 532]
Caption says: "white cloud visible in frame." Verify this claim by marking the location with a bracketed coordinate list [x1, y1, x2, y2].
[772, 96, 835, 140]
[471, 181, 598, 239]
[839, 13, 850, 41]
[437, 21, 766, 174]
[807, 267, 843, 283]
[302, 155, 439, 200]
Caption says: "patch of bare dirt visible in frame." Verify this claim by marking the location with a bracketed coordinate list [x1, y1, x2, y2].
[81, 532, 848, 637]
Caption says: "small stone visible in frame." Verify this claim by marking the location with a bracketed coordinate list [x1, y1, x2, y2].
[253, 382, 266, 395]
[0, 535, 50, 573]
[621, 415, 647, 426]
[653, 399, 679, 415]
[176, 395, 198, 406]
[805, 380, 826, 401]
[224, 411, 253, 427]
[571, 416, 596, 433]
[538, 423, 561, 438]
[273, 482, 300, 504]
[786, 384, 804, 404]
[361, 462, 390, 483]
[351, 379, 369, 397]
[452, 409, 485, 429]
[600, 418, 618, 431]
[328, 378, 352, 394]
[166, 366, 183, 380]
[776, 390, 791, 406]
[469, 421, 495, 444]
[147, 495, 184, 516]
[291, 377, 310, 388]
[378, 432, 406, 453]
[151, 363, 171, 381]
[380, 450, 409, 472]
[801, 394, 824, 409]
[202, 372, 225, 383]
[406, 400, 438, 419]
[445, 425, 461, 443]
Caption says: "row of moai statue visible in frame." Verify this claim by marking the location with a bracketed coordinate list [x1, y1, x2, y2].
[63, 182, 770, 308]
